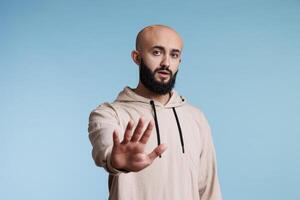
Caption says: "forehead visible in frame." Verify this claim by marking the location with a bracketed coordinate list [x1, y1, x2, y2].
[140, 28, 183, 51]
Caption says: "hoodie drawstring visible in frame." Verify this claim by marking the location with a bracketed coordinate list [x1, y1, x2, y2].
[150, 100, 185, 156]
[172, 107, 185, 154]
[150, 100, 162, 158]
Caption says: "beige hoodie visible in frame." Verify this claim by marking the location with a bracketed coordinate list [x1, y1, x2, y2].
[88, 87, 222, 200]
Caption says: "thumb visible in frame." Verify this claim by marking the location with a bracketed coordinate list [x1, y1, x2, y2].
[148, 144, 167, 161]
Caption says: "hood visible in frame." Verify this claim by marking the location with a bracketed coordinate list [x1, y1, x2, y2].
[115, 86, 186, 108]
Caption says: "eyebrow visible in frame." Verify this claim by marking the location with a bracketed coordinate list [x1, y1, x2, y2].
[151, 45, 181, 54]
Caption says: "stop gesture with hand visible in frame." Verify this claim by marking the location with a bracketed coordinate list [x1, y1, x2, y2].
[111, 117, 167, 172]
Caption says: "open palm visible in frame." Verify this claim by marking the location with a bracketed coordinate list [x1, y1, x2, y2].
[111, 117, 167, 172]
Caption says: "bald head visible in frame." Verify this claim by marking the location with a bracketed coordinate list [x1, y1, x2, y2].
[135, 25, 183, 51]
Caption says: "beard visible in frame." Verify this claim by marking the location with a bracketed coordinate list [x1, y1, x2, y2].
[139, 58, 178, 95]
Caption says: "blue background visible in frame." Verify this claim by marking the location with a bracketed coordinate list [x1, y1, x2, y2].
[1, 0, 299, 199]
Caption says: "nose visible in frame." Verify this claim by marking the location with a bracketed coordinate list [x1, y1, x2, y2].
[160, 54, 170, 68]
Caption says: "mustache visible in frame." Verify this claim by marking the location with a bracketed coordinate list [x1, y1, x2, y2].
[154, 67, 172, 75]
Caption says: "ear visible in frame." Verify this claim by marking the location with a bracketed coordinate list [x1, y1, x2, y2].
[131, 50, 141, 65]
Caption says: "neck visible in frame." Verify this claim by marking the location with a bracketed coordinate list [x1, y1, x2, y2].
[133, 82, 171, 105]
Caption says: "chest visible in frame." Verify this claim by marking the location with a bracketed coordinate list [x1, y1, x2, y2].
[117, 106, 203, 160]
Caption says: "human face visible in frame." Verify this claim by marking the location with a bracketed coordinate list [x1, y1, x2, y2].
[139, 58, 178, 94]
[138, 28, 183, 85]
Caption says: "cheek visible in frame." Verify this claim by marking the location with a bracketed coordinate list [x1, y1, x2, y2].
[144, 57, 161, 70]
[170, 62, 180, 72]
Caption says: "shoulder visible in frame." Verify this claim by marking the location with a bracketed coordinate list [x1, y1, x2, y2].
[89, 102, 120, 124]
[183, 102, 206, 120]
[182, 102, 212, 134]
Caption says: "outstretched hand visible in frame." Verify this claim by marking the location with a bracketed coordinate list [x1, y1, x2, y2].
[110, 117, 167, 172]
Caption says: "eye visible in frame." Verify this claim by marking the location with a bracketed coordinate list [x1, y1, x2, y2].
[171, 53, 179, 59]
[153, 50, 161, 56]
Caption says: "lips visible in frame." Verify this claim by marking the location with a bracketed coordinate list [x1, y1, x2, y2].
[157, 70, 171, 75]
[157, 70, 171, 79]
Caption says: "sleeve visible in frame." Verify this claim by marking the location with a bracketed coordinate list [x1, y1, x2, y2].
[88, 103, 128, 175]
[197, 110, 222, 200]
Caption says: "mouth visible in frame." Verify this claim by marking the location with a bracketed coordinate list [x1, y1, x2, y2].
[157, 70, 171, 78]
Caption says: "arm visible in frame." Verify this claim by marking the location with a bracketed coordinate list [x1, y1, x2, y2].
[88, 103, 167, 175]
[197, 111, 222, 200]
[88, 103, 124, 175]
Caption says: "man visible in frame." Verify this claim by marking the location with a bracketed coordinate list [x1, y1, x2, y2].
[88, 24, 222, 200]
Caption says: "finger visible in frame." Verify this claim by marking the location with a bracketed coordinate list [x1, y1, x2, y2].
[139, 120, 154, 144]
[121, 120, 134, 144]
[148, 144, 167, 161]
[112, 130, 120, 148]
[130, 117, 145, 142]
